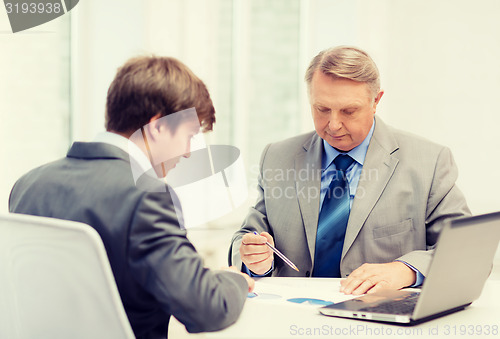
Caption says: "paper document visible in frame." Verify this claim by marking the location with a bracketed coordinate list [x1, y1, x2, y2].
[249, 277, 357, 307]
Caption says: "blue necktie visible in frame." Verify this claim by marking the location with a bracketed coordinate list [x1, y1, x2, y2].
[312, 154, 354, 277]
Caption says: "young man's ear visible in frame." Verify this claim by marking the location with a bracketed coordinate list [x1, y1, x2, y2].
[145, 113, 163, 140]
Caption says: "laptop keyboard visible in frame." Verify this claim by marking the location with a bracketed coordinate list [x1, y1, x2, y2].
[358, 292, 420, 315]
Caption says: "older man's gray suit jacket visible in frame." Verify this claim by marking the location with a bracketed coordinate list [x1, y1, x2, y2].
[9, 142, 248, 339]
[230, 116, 470, 278]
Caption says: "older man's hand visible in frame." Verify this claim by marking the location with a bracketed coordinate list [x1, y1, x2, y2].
[239, 232, 274, 275]
[340, 261, 416, 295]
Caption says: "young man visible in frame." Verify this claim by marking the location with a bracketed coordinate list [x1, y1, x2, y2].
[10, 56, 253, 339]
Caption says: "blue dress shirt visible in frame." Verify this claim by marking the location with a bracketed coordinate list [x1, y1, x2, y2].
[320, 119, 375, 209]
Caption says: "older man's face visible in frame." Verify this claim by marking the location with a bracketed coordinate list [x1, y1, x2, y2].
[309, 71, 383, 152]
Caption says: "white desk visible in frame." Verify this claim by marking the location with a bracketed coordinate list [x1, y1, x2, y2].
[170, 268, 500, 339]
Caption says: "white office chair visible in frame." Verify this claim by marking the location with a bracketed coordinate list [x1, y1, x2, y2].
[0, 213, 135, 339]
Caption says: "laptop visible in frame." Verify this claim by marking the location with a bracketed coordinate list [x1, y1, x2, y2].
[320, 211, 500, 325]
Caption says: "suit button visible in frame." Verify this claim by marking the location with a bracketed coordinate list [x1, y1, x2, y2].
[305, 271, 310, 277]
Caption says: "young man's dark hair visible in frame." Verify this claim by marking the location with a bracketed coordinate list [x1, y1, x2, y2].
[105, 56, 216, 135]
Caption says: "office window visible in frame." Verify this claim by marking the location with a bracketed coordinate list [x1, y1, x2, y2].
[216, 0, 303, 181]
[142, 0, 306, 221]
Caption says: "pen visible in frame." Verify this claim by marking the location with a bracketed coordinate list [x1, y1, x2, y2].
[253, 231, 299, 272]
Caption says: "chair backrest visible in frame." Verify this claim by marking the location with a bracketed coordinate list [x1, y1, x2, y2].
[0, 213, 135, 339]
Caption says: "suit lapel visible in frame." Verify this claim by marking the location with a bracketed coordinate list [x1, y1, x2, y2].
[295, 133, 323, 262]
[342, 117, 400, 258]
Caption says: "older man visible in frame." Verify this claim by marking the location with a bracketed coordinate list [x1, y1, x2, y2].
[230, 46, 470, 295]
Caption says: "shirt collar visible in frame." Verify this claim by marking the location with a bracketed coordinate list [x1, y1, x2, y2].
[322, 118, 376, 170]
[93, 131, 153, 175]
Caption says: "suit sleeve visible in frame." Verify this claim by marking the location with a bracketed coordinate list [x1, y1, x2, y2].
[397, 146, 471, 275]
[128, 188, 248, 333]
[228, 144, 274, 273]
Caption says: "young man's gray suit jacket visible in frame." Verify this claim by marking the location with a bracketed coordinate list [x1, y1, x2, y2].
[9, 142, 247, 339]
[230, 116, 470, 278]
